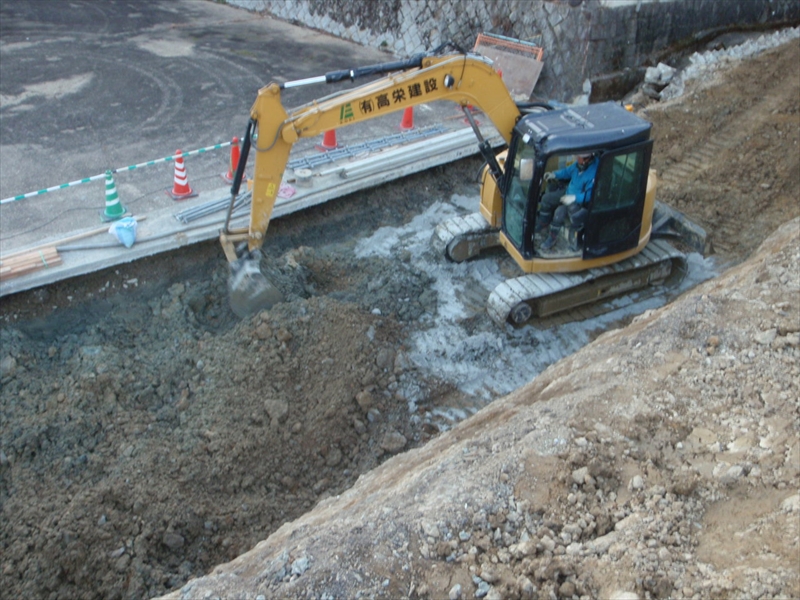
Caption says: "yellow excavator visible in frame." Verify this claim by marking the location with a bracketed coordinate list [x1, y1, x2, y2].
[221, 47, 707, 324]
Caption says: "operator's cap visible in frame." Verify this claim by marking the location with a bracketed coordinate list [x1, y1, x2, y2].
[577, 152, 594, 159]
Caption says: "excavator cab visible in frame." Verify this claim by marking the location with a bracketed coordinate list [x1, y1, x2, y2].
[582, 140, 653, 258]
[497, 102, 655, 266]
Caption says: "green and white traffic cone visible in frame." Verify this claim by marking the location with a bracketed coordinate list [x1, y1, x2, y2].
[101, 170, 126, 221]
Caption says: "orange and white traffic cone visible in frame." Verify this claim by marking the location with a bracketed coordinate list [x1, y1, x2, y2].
[315, 130, 338, 151]
[400, 106, 414, 130]
[167, 150, 197, 200]
[221, 137, 242, 184]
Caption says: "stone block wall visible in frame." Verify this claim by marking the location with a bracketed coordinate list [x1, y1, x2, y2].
[228, 0, 799, 101]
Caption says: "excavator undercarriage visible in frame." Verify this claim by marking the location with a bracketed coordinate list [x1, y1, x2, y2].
[432, 201, 707, 326]
[487, 240, 685, 326]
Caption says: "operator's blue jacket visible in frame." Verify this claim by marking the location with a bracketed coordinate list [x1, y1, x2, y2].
[553, 160, 598, 205]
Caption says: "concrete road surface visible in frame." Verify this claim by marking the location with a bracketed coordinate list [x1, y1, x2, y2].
[0, 0, 441, 254]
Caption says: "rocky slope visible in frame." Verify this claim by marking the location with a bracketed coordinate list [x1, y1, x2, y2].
[162, 218, 799, 600]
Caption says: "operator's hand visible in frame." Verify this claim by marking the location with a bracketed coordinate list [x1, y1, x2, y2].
[544, 172, 556, 181]
[561, 194, 576, 205]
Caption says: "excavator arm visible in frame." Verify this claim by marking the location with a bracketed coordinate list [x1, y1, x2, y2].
[221, 51, 522, 317]
[220, 52, 520, 261]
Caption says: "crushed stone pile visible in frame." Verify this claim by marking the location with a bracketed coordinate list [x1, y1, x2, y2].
[660, 27, 800, 100]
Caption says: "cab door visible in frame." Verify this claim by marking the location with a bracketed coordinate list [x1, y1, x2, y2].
[501, 135, 537, 258]
[583, 140, 653, 259]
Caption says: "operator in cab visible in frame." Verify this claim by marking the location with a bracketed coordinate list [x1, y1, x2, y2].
[536, 153, 598, 252]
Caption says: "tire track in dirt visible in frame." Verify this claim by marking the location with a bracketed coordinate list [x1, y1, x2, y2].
[651, 42, 800, 259]
[657, 67, 794, 189]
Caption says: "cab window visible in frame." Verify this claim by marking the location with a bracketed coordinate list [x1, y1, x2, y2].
[592, 149, 645, 212]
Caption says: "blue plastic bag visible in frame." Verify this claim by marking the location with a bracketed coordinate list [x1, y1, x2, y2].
[108, 217, 138, 248]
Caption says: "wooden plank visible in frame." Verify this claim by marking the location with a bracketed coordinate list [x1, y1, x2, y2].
[0, 247, 62, 282]
[1, 247, 59, 269]
[0, 257, 63, 281]
[1, 255, 59, 273]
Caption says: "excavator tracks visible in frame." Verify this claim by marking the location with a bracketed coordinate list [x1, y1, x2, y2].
[487, 239, 686, 326]
[432, 214, 689, 327]
[431, 213, 499, 262]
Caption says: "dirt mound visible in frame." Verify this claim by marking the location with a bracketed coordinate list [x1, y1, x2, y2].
[1, 38, 799, 600]
[643, 31, 800, 265]
[0, 163, 474, 600]
[160, 217, 800, 600]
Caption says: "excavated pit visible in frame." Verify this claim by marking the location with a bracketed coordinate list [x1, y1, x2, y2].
[1, 38, 799, 600]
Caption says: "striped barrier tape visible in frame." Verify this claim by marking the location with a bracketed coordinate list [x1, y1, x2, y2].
[0, 141, 234, 205]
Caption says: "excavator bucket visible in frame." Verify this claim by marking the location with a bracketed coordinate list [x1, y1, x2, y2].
[473, 33, 544, 100]
[228, 253, 283, 318]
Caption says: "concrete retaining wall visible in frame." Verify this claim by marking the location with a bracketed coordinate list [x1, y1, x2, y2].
[229, 0, 799, 101]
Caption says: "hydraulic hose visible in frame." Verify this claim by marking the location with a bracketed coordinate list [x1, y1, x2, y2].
[224, 119, 254, 233]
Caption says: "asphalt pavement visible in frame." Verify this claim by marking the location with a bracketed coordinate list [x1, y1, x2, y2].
[0, 0, 469, 259]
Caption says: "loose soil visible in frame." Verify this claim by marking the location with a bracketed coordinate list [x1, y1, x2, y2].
[1, 40, 798, 600]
